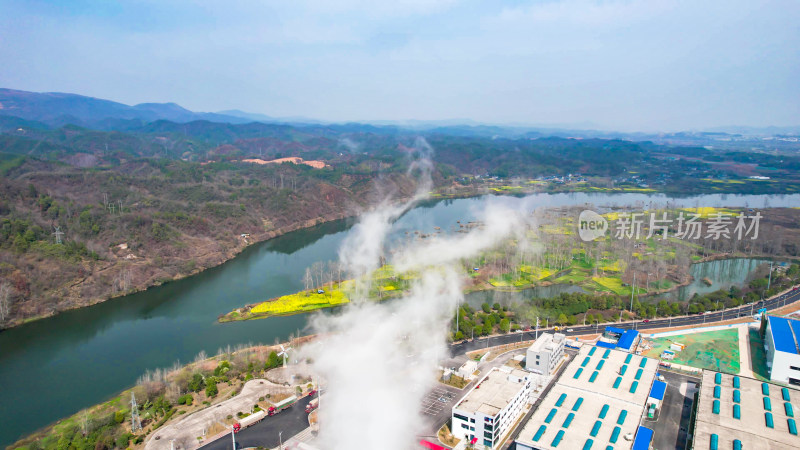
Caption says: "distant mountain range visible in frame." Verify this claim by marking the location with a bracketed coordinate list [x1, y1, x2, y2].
[0, 88, 256, 129]
[1, 88, 798, 138]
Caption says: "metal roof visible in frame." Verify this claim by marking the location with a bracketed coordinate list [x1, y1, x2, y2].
[595, 341, 616, 349]
[632, 426, 654, 450]
[649, 380, 666, 401]
[616, 330, 639, 351]
[768, 315, 800, 354]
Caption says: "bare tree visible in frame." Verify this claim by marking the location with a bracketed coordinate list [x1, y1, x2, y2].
[0, 283, 11, 322]
[303, 267, 312, 293]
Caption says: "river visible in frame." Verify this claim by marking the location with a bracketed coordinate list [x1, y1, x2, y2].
[1, 192, 798, 446]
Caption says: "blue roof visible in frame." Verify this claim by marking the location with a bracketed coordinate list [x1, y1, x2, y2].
[605, 326, 625, 335]
[790, 320, 800, 352]
[649, 380, 666, 401]
[616, 330, 639, 351]
[632, 426, 654, 450]
[769, 316, 800, 354]
[595, 341, 616, 349]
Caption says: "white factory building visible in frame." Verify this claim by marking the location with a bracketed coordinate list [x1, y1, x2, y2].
[451, 367, 533, 449]
[764, 315, 800, 386]
[526, 333, 566, 375]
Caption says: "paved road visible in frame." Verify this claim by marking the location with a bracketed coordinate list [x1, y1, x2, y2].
[200, 396, 313, 450]
[648, 370, 698, 450]
[450, 287, 800, 358]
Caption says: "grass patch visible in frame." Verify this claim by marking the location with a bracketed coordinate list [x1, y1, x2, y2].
[643, 329, 740, 374]
[250, 287, 349, 315]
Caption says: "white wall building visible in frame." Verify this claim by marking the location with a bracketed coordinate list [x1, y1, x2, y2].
[525, 333, 565, 375]
[452, 367, 533, 449]
[764, 315, 800, 386]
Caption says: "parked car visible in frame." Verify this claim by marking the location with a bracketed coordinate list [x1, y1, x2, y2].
[642, 319, 650, 323]
[566, 328, 574, 332]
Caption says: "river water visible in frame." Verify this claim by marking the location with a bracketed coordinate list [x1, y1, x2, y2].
[1, 192, 797, 446]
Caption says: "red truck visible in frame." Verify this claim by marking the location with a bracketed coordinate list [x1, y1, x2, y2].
[305, 398, 319, 413]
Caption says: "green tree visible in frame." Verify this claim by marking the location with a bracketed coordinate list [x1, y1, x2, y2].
[557, 313, 568, 326]
[499, 319, 510, 333]
[481, 302, 491, 313]
[188, 373, 205, 392]
[265, 351, 281, 369]
[205, 380, 218, 397]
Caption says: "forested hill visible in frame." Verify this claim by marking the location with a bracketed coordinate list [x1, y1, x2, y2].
[2, 99, 800, 328]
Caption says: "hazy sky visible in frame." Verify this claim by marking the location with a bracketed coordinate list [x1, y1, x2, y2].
[1, 0, 798, 131]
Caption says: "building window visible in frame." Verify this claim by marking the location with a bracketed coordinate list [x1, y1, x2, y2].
[461, 424, 469, 430]
[484, 439, 492, 447]
[790, 378, 800, 387]
[791, 366, 800, 371]
[454, 413, 469, 422]
[470, 418, 475, 423]
[484, 431, 493, 439]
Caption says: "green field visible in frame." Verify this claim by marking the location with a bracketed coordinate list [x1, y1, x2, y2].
[643, 328, 740, 374]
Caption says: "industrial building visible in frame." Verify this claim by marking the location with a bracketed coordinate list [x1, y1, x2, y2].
[596, 327, 640, 353]
[691, 370, 800, 449]
[764, 315, 800, 385]
[451, 367, 533, 449]
[514, 345, 657, 450]
[526, 333, 566, 375]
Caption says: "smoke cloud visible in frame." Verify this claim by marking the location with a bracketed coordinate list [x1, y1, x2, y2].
[337, 137, 435, 292]
[309, 139, 527, 450]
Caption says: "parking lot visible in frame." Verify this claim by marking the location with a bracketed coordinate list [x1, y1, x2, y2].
[420, 387, 456, 417]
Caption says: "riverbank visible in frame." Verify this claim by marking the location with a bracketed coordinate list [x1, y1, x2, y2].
[0, 209, 356, 330]
[9, 335, 317, 450]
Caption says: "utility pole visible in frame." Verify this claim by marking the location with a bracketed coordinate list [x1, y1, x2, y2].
[455, 300, 459, 336]
[279, 431, 283, 450]
[53, 226, 64, 245]
[630, 272, 636, 313]
[231, 425, 236, 450]
[535, 317, 539, 340]
[130, 392, 142, 432]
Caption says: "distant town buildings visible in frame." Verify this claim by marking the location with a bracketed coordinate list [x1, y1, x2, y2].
[764, 315, 800, 385]
[451, 367, 533, 449]
[525, 333, 566, 375]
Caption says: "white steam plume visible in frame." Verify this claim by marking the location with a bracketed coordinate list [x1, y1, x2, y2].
[392, 202, 527, 273]
[309, 184, 529, 449]
[337, 137, 435, 294]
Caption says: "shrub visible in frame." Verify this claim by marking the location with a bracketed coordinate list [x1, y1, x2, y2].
[205, 381, 218, 397]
